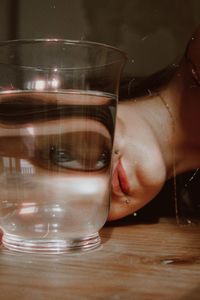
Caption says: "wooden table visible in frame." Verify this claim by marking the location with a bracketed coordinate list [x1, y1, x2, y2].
[0, 218, 199, 300]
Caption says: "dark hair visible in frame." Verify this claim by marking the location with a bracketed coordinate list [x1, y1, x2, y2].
[119, 64, 179, 100]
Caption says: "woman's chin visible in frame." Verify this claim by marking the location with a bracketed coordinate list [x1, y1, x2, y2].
[108, 194, 134, 221]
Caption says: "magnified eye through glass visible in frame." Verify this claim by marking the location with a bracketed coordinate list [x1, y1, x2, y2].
[24, 104, 114, 173]
[48, 142, 111, 171]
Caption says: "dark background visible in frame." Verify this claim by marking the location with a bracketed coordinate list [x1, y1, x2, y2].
[1, 0, 200, 77]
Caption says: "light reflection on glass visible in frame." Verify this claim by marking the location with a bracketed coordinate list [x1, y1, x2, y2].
[26, 77, 60, 90]
[1, 157, 35, 175]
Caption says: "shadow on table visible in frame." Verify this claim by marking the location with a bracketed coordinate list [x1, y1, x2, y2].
[106, 178, 176, 228]
[105, 213, 160, 228]
[101, 196, 164, 245]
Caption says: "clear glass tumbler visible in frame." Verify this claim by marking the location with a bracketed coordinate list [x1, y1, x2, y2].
[0, 39, 126, 253]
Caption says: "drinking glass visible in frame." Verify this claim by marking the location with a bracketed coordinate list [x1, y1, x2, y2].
[0, 39, 126, 253]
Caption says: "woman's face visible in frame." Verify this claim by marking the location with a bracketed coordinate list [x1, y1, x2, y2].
[109, 99, 167, 221]
[0, 91, 167, 222]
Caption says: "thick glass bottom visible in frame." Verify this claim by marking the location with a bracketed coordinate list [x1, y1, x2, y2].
[2, 232, 101, 254]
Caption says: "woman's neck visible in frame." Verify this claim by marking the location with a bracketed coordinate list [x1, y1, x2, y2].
[156, 64, 200, 178]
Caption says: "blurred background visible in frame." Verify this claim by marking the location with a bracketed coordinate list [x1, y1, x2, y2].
[1, 0, 200, 78]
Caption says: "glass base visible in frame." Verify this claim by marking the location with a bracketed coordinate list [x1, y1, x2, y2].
[2, 232, 101, 254]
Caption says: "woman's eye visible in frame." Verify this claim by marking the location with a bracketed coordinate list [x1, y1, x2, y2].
[50, 146, 72, 162]
[49, 145, 78, 168]
[48, 146, 111, 171]
[95, 150, 111, 169]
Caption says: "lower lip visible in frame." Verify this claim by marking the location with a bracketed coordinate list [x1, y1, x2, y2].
[112, 160, 129, 196]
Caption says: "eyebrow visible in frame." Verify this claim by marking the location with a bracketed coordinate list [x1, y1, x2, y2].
[0, 94, 115, 136]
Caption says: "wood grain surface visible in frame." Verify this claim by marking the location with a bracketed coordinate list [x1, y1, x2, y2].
[0, 218, 199, 300]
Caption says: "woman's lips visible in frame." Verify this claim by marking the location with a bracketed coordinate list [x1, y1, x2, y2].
[112, 160, 130, 196]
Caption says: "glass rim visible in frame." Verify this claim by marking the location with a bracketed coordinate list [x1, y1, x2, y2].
[0, 38, 127, 70]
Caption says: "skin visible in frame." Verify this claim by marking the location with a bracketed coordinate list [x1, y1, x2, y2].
[108, 27, 200, 220]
